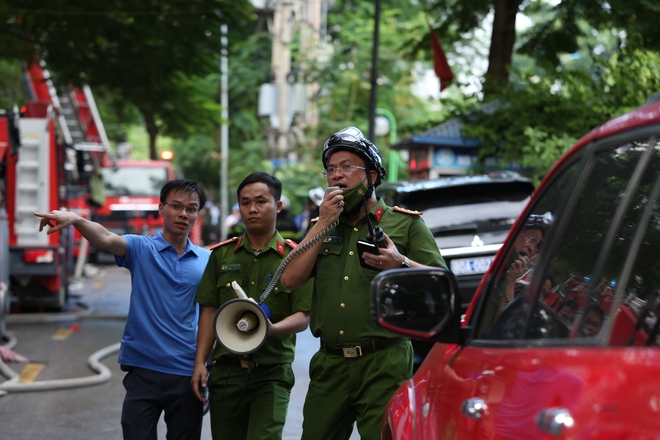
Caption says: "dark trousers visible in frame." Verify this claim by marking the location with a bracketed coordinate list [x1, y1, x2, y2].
[121, 367, 203, 440]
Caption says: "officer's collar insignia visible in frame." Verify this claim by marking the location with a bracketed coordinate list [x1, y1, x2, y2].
[375, 206, 384, 222]
[277, 240, 285, 256]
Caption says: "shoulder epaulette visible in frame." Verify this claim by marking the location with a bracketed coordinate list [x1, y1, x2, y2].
[207, 236, 240, 251]
[393, 206, 423, 216]
[285, 238, 298, 248]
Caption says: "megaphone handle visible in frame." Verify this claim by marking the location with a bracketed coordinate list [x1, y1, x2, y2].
[232, 281, 248, 299]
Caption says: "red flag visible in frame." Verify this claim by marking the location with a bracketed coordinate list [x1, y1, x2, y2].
[428, 23, 454, 91]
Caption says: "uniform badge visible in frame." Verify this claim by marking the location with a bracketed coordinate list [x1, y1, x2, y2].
[393, 206, 423, 216]
[375, 206, 384, 222]
[221, 264, 241, 271]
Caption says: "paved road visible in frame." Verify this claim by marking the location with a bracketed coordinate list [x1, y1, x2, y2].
[0, 264, 359, 439]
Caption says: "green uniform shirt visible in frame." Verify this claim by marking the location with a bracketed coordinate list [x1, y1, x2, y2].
[310, 198, 446, 346]
[196, 232, 312, 366]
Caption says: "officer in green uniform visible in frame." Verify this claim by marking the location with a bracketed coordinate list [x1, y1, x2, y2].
[281, 127, 446, 440]
[192, 172, 313, 440]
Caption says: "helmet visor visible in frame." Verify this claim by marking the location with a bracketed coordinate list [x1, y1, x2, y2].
[525, 212, 554, 233]
[323, 126, 365, 152]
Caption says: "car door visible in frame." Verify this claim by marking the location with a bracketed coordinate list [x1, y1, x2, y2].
[427, 123, 660, 439]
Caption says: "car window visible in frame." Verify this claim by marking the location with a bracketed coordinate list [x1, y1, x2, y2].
[382, 181, 532, 245]
[102, 166, 169, 197]
[476, 132, 660, 347]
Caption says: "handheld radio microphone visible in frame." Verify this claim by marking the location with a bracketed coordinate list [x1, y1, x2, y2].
[355, 182, 386, 268]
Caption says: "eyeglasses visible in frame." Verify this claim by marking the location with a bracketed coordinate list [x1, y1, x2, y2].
[519, 232, 540, 247]
[322, 164, 366, 178]
[164, 201, 199, 215]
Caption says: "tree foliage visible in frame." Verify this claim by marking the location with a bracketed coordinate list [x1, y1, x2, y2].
[169, 27, 328, 213]
[418, 0, 660, 94]
[302, 0, 452, 185]
[0, 59, 25, 110]
[0, 0, 254, 159]
[519, 0, 660, 65]
[452, 39, 660, 183]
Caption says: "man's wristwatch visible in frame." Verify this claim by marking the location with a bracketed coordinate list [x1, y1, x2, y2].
[400, 255, 410, 268]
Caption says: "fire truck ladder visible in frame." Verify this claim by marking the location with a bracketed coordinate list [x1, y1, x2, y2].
[43, 72, 110, 154]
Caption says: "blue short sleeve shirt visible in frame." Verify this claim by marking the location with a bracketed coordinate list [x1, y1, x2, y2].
[115, 233, 211, 376]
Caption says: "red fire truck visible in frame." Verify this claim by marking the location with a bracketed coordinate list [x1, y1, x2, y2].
[88, 158, 175, 261]
[0, 62, 109, 311]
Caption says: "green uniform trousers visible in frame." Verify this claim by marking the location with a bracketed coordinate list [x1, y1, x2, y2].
[301, 339, 413, 440]
[208, 362, 294, 440]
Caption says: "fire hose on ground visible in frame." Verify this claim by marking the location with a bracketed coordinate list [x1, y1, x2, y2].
[0, 303, 123, 396]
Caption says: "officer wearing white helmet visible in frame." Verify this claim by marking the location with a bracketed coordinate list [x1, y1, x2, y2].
[280, 126, 446, 440]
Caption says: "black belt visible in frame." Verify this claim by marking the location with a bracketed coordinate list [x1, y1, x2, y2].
[321, 337, 407, 358]
[215, 357, 258, 369]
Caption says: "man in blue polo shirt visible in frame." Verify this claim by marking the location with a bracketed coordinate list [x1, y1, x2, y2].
[35, 179, 211, 440]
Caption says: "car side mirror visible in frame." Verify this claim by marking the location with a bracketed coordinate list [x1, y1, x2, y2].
[371, 268, 462, 341]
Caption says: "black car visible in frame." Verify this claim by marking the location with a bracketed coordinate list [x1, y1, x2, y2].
[379, 172, 535, 368]
[379, 172, 534, 310]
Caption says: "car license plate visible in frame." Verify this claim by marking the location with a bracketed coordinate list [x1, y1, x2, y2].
[450, 257, 494, 275]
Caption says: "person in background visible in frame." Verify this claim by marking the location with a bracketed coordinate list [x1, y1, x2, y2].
[580, 304, 605, 337]
[539, 273, 555, 303]
[276, 195, 300, 240]
[280, 127, 445, 440]
[192, 172, 313, 440]
[201, 201, 220, 244]
[35, 179, 210, 440]
[294, 187, 323, 241]
[558, 299, 579, 324]
[225, 203, 245, 238]
[497, 213, 554, 313]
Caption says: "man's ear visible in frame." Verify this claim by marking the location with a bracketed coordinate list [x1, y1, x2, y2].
[370, 169, 379, 185]
[276, 200, 283, 213]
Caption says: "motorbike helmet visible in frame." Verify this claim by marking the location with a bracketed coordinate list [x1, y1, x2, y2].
[524, 212, 554, 236]
[322, 126, 387, 186]
[308, 187, 324, 207]
[280, 195, 291, 211]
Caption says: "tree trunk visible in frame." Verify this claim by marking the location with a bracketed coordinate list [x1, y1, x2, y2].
[484, 0, 522, 96]
[142, 112, 160, 160]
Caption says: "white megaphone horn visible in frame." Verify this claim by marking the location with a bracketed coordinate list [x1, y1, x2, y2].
[213, 281, 270, 355]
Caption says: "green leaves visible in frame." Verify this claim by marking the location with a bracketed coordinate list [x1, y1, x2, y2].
[454, 39, 660, 184]
[0, 0, 255, 159]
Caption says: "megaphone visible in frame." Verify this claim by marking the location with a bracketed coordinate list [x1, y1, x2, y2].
[213, 281, 271, 355]
[213, 298, 270, 355]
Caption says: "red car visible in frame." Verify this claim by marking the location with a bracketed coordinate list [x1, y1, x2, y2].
[372, 95, 660, 439]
